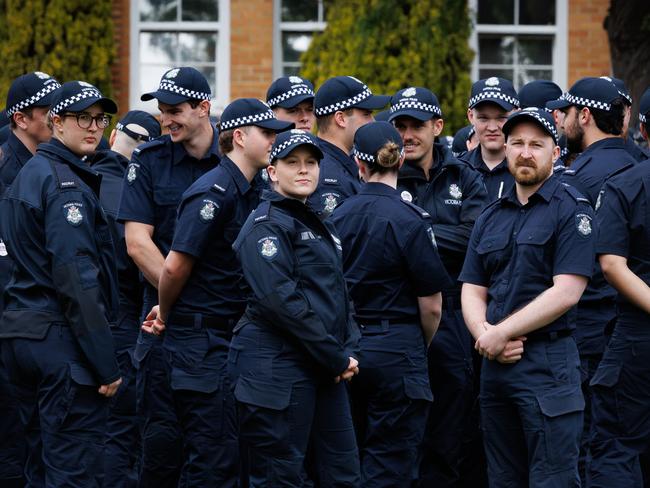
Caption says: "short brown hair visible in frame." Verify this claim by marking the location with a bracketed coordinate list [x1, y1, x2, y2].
[218, 126, 249, 154]
[9, 106, 35, 129]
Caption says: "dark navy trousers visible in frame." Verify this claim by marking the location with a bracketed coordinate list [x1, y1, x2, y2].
[480, 335, 584, 488]
[229, 323, 360, 488]
[1, 324, 109, 487]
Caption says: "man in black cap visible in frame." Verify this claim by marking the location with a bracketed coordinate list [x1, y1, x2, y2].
[118, 66, 218, 487]
[461, 77, 520, 201]
[388, 86, 489, 487]
[0, 71, 60, 487]
[309, 75, 389, 217]
[266, 75, 316, 131]
[451, 125, 477, 158]
[90, 110, 161, 487]
[547, 76, 638, 482]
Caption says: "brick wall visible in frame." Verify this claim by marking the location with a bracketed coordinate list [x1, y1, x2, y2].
[111, 0, 130, 116]
[230, 0, 274, 100]
[568, 0, 611, 84]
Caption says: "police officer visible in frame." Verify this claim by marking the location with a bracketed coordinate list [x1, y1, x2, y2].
[0, 80, 121, 486]
[330, 121, 448, 487]
[230, 129, 361, 486]
[451, 124, 477, 158]
[309, 75, 389, 217]
[461, 77, 520, 201]
[91, 110, 161, 487]
[266, 75, 316, 131]
[385, 86, 489, 487]
[547, 77, 637, 481]
[587, 104, 650, 487]
[118, 66, 217, 487]
[0, 70, 60, 488]
[141, 99, 292, 486]
[460, 107, 593, 487]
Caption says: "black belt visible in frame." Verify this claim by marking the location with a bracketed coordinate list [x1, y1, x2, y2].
[168, 312, 238, 330]
[356, 316, 419, 329]
[526, 329, 573, 342]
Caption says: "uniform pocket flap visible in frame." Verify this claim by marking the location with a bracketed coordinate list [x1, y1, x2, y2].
[403, 376, 433, 402]
[589, 363, 622, 388]
[69, 362, 97, 386]
[536, 386, 584, 417]
[234, 376, 291, 410]
[515, 226, 554, 245]
[476, 234, 510, 254]
[170, 368, 220, 394]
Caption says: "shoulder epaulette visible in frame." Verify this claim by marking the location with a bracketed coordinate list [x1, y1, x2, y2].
[49, 160, 79, 190]
[560, 182, 590, 205]
[604, 162, 634, 182]
[132, 137, 167, 156]
[251, 200, 272, 224]
[401, 199, 431, 219]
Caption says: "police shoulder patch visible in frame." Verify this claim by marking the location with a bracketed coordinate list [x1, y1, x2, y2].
[257, 235, 279, 260]
[132, 137, 166, 156]
[0, 239, 8, 257]
[63, 201, 84, 226]
[401, 200, 430, 219]
[321, 192, 340, 214]
[199, 199, 219, 222]
[575, 213, 592, 236]
[126, 163, 139, 185]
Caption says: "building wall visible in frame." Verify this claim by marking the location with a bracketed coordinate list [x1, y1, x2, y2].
[568, 0, 612, 84]
[230, 0, 274, 100]
[111, 0, 130, 116]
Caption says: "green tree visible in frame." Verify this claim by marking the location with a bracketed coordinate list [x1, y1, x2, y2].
[0, 0, 115, 105]
[301, 0, 474, 133]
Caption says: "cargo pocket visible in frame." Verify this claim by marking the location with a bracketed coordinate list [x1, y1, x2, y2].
[589, 362, 621, 388]
[537, 386, 584, 472]
[170, 368, 221, 393]
[403, 376, 433, 403]
[234, 376, 292, 410]
[56, 362, 99, 428]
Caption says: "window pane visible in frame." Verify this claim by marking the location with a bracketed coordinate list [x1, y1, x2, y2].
[283, 65, 302, 77]
[281, 0, 319, 22]
[140, 65, 173, 94]
[194, 66, 217, 96]
[518, 36, 553, 65]
[479, 35, 515, 64]
[140, 32, 177, 64]
[519, 0, 555, 25]
[182, 0, 219, 21]
[479, 68, 515, 81]
[140, 0, 178, 21]
[477, 0, 514, 24]
[179, 32, 217, 62]
[517, 69, 553, 88]
[282, 32, 313, 63]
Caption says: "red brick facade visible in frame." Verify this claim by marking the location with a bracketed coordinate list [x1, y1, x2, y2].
[568, 0, 611, 85]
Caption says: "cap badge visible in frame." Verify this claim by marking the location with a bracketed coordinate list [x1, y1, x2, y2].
[402, 87, 417, 98]
[35, 71, 50, 80]
[165, 68, 180, 79]
[400, 190, 413, 202]
[485, 77, 500, 87]
[289, 76, 303, 84]
[291, 129, 306, 135]
[78, 81, 94, 88]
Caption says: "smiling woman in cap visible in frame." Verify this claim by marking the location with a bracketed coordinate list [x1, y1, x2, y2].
[229, 129, 362, 486]
[0, 79, 122, 485]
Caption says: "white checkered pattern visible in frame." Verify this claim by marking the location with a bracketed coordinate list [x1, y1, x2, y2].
[269, 134, 316, 162]
[51, 89, 102, 115]
[563, 92, 611, 111]
[6, 82, 61, 117]
[315, 88, 372, 116]
[267, 87, 315, 107]
[390, 100, 442, 117]
[158, 82, 211, 101]
[221, 109, 276, 130]
[353, 146, 404, 164]
[512, 110, 559, 143]
[640, 113, 647, 124]
[617, 91, 632, 105]
[468, 90, 519, 109]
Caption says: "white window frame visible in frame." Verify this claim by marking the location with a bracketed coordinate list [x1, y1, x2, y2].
[129, 0, 230, 113]
[468, 0, 568, 89]
[273, 0, 326, 79]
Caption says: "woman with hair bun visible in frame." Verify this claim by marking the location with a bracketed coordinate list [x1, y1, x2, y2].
[331, 121, 451, 487]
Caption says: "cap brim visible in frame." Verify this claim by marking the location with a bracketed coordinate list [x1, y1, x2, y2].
[274, 141, 324, 162]
[67, 96, 118, 114]
[470, 98, 517, 111]
[32, 91, 58, 108]
[388, 109, 435, 123]
[546, 99, 571, 110]
[140, 90, 189, 105]
[503, 113, 557, 144]
[255, 119, 295, 132]
[354, 94, 390, 110]
[274, 94, 314, 109]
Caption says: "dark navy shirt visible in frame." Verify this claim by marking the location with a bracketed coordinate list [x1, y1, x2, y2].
[397, 143, 488, 283]
[118, 129, 220, 307]
[460, 176, 595, 334]
[307, 137, 362, 218]
[91, 149, 143, 317]
[170, 156, 260, 318]
[330, 182, 450, 321]
[234, 191, 358, 377]
[460, 146, 514, 202]
[0, 138, 120, 383]
[622, 136, 650, 163]
[596, 159, 650, 331]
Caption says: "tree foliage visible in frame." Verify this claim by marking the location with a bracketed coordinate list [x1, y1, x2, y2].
[0, 0, 115, 106]
[301, 0, 474, 133]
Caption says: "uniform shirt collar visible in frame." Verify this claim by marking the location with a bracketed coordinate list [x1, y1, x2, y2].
[360, 181, 398, 196]
[317, 137, 359, 179]
[468, 146, 508, 173]
[7, 131, 34, 167]
[219, 155, 251, 195]
[501, 173, 559, 206]
[172, 126, 220, 165]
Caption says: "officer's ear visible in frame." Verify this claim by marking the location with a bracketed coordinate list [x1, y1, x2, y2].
[109, 129, 117, 147]
[198, 99, 211, 118]
[12, 112, 29, 130]
[266, 162, 278, 183]
[432, 118, 444, 137]
[232, 127, 248, 150]
[467, 108, 474, 125]
[333, 110, 348, 130]
[50, 113, 64, 134]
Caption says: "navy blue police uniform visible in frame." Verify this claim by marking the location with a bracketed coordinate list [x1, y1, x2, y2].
[548, 77, 638, 480]
[0, 81, 121, 486]
[117, 66, 218, 488]
[308, 76, 389, 217]
[229, 131, 361, 487]
[386, 87, 489, 487]
[588, 160, 650, 487]
[460, 147, 513, 202]
[330, 121, 451, 487]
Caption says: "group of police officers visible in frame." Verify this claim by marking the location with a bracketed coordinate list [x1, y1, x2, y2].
[0, 64, 649, 488]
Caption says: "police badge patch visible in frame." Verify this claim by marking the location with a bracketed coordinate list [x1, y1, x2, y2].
[63, 202, 84, 226]
[576, 213, 592, 236]
[127, 163, 138, 185]
[258, 236, 279, 260]
[400, 190, 413, 202]
[449, 184, 462, 200]
[322, 193, 339, 214]
[199, 200, 218, 222]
